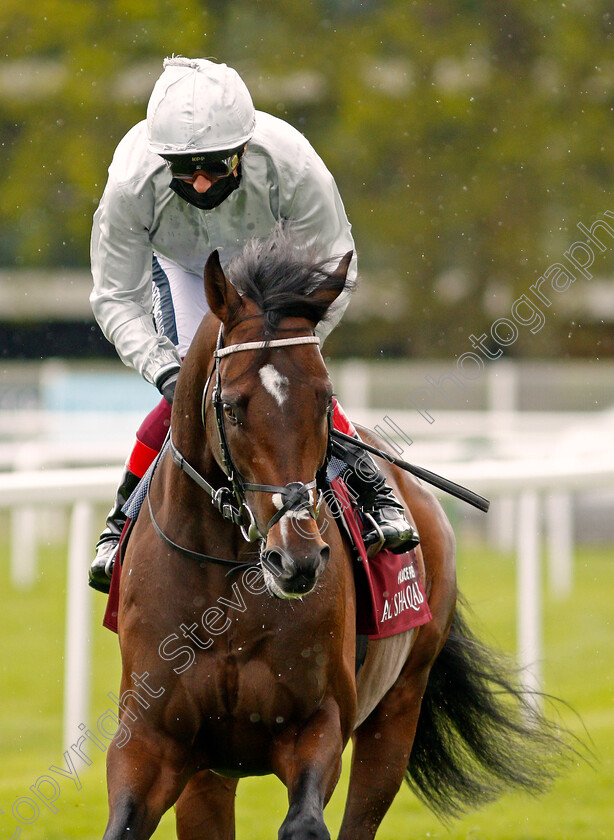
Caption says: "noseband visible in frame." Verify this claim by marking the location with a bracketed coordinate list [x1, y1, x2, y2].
[168, 327, 332, 544]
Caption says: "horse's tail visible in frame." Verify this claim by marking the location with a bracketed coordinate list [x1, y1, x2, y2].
[405, 602, 576, 820]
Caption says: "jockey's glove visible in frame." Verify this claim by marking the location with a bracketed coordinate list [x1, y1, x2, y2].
[155, 364, 181, 405]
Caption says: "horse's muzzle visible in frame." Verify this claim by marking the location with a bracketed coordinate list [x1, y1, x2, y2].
[261, 543, 330, 599]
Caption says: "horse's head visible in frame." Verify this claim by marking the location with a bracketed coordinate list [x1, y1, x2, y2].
[202, 232, 352, 599]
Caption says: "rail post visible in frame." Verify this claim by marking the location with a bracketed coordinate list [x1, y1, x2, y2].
[516, 490, 542, 707]
[63, 501, 93, 748]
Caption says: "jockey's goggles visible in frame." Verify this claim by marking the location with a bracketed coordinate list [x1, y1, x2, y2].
[162, 149, 243, 181]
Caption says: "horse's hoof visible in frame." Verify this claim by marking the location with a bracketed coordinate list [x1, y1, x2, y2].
[278, 814, 330, 840]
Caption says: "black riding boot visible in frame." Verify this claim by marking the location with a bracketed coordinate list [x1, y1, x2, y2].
[332, 437, 419, 557]
[88, 467, 140, 593]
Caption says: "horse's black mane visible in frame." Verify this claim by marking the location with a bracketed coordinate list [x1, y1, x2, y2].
[226, 226, 353, 335]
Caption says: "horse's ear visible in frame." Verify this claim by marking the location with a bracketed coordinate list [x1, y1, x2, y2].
[332, 250, 353, 286]
[309, 250, 353, 312]
[204, 250, 242, 323]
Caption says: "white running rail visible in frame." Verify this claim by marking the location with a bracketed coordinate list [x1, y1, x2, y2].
[1, 455, 613, 748]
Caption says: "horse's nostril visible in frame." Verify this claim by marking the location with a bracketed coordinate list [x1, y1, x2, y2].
[262, 547, 285, 574]
[262, 544, 329, 589]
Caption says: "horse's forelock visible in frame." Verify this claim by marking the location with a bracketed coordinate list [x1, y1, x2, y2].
[226, 228, 347, 334]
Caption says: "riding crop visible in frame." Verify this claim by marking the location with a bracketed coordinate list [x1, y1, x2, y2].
[330, 429, 490, 513]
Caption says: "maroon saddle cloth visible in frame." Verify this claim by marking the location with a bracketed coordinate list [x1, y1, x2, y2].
[329, 478, 431, 640]
[103, 478, 432, 638]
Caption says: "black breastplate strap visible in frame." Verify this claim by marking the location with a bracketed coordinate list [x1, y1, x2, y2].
[169, 435, 244, 529]
[146, 445, 256, 568]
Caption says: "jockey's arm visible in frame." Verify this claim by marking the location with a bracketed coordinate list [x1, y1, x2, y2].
[90, 181, 182, 387]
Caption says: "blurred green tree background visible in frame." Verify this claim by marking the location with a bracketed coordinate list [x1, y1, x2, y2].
[1, 0, 613, 359]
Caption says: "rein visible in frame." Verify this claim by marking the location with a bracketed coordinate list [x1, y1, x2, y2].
[146, 450, 258, 570]
[155, 327, 329, 562]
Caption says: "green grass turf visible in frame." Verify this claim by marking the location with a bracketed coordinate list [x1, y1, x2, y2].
[0, 536, 611, 839]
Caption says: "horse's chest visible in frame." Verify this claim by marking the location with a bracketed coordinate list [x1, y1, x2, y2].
[196, 650, 328, 719]
[183, 651, 330, 774]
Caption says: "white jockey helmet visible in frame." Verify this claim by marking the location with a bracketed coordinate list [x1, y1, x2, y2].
[147, 56, 256, 155]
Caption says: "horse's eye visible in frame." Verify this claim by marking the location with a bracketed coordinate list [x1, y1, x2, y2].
[223, 403, 238, 425]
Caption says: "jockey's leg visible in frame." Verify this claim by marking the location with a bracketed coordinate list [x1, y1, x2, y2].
[89, 398, 171, 592]
[332, 399, 419, 556]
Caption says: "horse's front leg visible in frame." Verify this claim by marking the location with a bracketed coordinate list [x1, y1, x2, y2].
[273, 699, 346, 840]
[102, 717, 192, 840]
[175, 770, 239, 840]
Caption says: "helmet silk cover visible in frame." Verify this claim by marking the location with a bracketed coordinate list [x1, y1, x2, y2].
[147, 57, 256, 155]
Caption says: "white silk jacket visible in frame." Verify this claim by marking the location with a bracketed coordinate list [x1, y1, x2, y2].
[90, 111, 356, 385]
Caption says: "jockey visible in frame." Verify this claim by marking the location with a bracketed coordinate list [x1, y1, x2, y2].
[89, 56, 418, 593]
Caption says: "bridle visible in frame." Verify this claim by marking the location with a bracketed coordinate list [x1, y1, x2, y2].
[165, 325, 333, 550]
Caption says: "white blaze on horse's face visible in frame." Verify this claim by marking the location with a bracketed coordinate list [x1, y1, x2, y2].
[271, 489, 314, 561]
[259, 364, 289, 407]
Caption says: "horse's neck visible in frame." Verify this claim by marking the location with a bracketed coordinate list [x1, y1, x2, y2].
[170, 316, 222, 482]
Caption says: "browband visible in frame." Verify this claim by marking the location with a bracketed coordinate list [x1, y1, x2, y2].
[214, 335, 320, 358]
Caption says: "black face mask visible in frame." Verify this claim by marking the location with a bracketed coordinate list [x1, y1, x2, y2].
[169, 166, 242, 210]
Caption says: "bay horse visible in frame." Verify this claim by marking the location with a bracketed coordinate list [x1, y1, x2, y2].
[104, 232, 569, 840]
